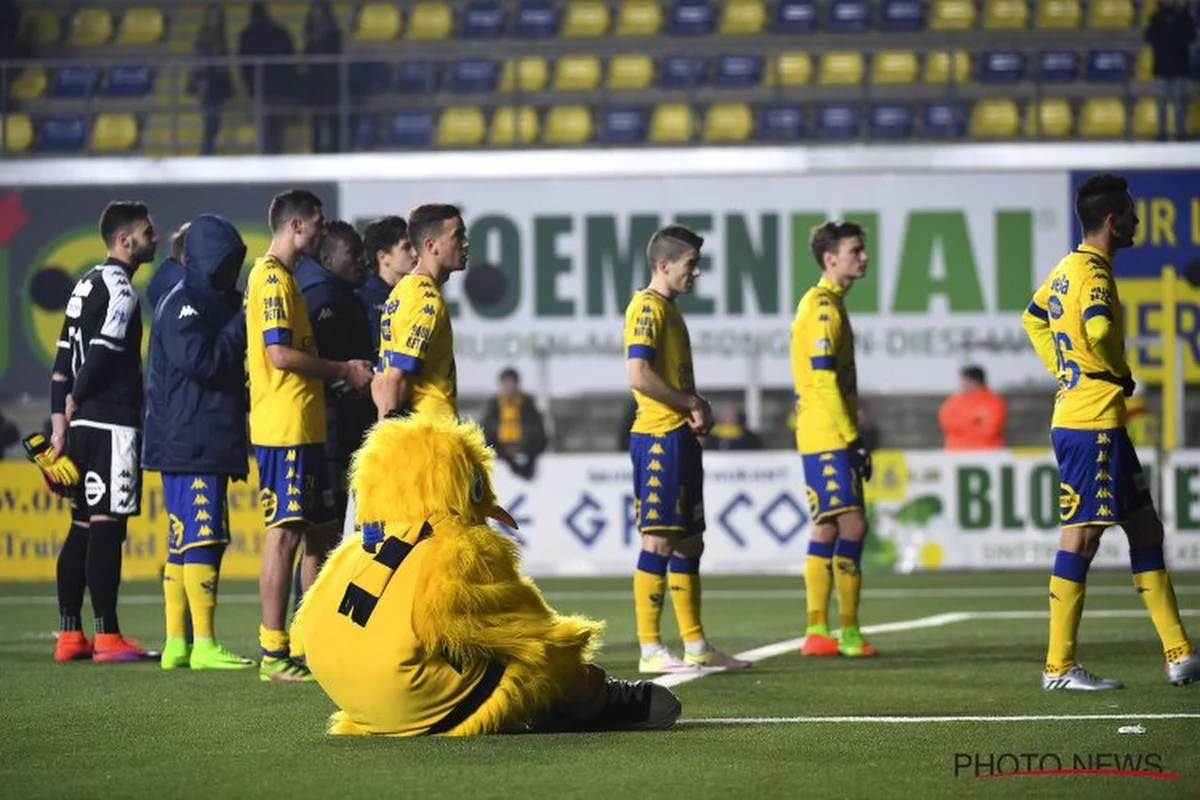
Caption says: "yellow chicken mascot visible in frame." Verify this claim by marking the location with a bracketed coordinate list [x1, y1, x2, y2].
[294, 413, 682, 737]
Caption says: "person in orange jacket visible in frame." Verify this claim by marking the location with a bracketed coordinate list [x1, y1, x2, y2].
[938, 365, 1007, 450]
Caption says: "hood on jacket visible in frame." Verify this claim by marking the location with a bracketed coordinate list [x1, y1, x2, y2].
[184, 214, 247, 293]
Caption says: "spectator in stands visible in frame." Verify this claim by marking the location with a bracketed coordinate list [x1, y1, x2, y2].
[145, 222, 190, 312]
[239, 2, 296, 155]
[705, 405, 763, 451]
[303, 1, 343, 154]
[192, 5, 235, 156]
[0, 409, 19, 459]
[481, 367, 548, 480]
[1145, 0, 1197, 142]
[938, 365, 1007, 450]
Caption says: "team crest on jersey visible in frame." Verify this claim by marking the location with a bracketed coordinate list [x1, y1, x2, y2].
[1047, 296, 1064, 319]
[1059, 482, 1081, 521]
[260, 488, 278, 521]
[806, 486, 820, 516]
[84, 471, 106, 506]
[168, 514, 184, 550]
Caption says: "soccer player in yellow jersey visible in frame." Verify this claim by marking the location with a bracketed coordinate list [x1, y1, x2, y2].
[245, 189, 374, 681]
[1022, 173, 1198, 690]
[791, 221, 878, 659]
[625, 224, 751, 674]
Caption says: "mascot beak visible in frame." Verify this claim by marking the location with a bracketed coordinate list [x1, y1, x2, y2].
[487, 505, 519, 530]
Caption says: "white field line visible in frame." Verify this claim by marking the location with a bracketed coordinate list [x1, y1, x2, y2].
[677, 713, 1200, 726]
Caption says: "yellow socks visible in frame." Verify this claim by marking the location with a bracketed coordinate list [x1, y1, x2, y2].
[1131, 547, 1193, 662]
[259, 624, 289, 659]
[183, 561, 218, 639]
[634, 551, 669, 646]
[163, 559, 187, 639]
[1046, 550, 1089, 676]
[805, 540, 834, 633]
[833, 538, 864, 629]
[668, 555, 704, 646]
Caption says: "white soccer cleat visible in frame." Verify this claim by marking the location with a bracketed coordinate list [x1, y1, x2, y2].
[638, 648, 701, 675]
[683, 646, 753, 670]
[1041, 664, 1124, 691]
[1166, 652, 1200, 687]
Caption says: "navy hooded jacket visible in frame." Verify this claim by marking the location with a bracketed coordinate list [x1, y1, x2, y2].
[142, 214, 249, 476]
[145, 256, 186, 313]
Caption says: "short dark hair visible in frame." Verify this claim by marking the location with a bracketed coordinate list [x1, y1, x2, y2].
[810, 220, 866, 270]
[362, 215, 409, 271]
[320, 219, 362, 260]
[499, 367, 519, 383]
[1075, 173, 1130, 234]
[268, 189, 323, 232]
[171, 222, 190, 262]
[646, 224, 704, 267]
[99, 201, 150, 246]
[408, 204, 462, 250]
[962, 365, 987, 385]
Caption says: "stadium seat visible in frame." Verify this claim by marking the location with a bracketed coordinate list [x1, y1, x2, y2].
[563, 0, 610, 36]
[983, 0, 1029, 30]
[650, 103, 694, 142]
[450, 59, 500, 93]
[669, 0, 715, 34]
[1, 114, 34, 154]
[659, 55, 707, 88]
[543, 105, 593, 144]
[819, 52, 865, 86]
[828, 0, 872, 32]
[489, 106, 539, 146]
[350, 61, 393, 96]
[978, 51, 1025, 83]
[356, 3, 403, 41]
[116, 7, 164, 45]
[499, 57, 549, 92]
[872, 51, 918, 84]
[105, 66, 154, 98]
[603, 107, 649, 143]
[719, 0, 766, 34]
[68, 8, 114, 46]
[1078, 97, 1126, 137]
[881, 0, 927, 30]
[10, 68, 48, 102]
[924, 50, 971, 83]
[617, 0, 663, 36]
[19, 9, 62, 47]
[554, 56, 602, 91]
[1086, 50, 1131, 83]
[703, 103, 753, 141]
[869, 103, 912, 138]
[388, 110, 434, 147]
[1023, 98, 1074, 137]
[408, 2, 454, 39]
[1131, 96, 1168, 138]
[922, 101, 968, 136]
[513, 1, 560, 37]
[460, 1, 505, 38]
[756, 105, 805, 140]
[52, 67, 100, 99]
[930, 0, 976, 30]
[1037, 50, 1080, 83]
[816, 104, 859, 139]
[38, 116, 86, 152]
[1136, 48, 1153, 82]
[1036, 0, 1081, 29]
[351, 114, 379, 149]
[969, 99, 1019, 138]
[773, 0, 818, 33]
[437, 107, 486, 146]
[713, 55, 763, 88]
[609, 55, 655, 89]
[397, 60, 441, 94]
[91, 113, 139, 152]
[769, 53, 814, 86]
[1087, 0, 1134, 28]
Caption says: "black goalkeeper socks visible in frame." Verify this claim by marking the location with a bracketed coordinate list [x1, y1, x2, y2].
[87, 519, 126, 635]
[56, 522, 88, 630]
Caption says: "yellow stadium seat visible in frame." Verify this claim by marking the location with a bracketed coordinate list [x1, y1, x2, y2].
[924, 51, 971, 84]
[704, 103, 752, 142]
[1136, 48, 1153, 82]
[407, 2, 452, 40]
[769, 53, 813, 86]
[563, 0, 610, 37]
[983, 0, 1029, 30]
[543, 106, 594, 145]
[10, 68, 48, 102]
[499, 57, 549, 92]
[1036, 0, 1081, 29]
[819, 52, 864, 86]
[437, 107, 486, 147]
[116, 7, 164, 45]
[1190, 100, 1200, 136]
[355, 2, 403, 42]
[1139, 0, 1159, 26]
[1, 114, 34, 154]
[1078, 98, 1126, 137]
[19, 10, 62, 47]
[554, 56, 602, 92]
[616, 0, 663, 37]
[872, 51, 918, 85]
[1023, 98, 1074, 137]
[1132, 97, 1164, 138]
[1088, 0, 1134, 28]
[650, 104, 693, 143]
[608, 55, 654, 90]
[969, 100, 1019, 138]
[68, 8, 114, 47]
[91, 113, 139, 152]
[930, 0, 976, 31]
[489, 107, 539, 147]
[719, 0, 766, 35]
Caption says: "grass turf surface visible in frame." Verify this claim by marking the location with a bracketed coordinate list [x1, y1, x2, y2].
[1, 571, 1198, 799]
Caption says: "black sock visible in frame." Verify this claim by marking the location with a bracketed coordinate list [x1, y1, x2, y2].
[56, 522, 89, 631]
[86, 519, 126, 635]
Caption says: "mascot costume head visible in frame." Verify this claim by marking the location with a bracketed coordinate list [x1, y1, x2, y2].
[295, 414, 681, 736]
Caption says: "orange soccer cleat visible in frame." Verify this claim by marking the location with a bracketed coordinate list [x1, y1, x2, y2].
[53, 631, 93, 662]
[92, 633, 155, 663]
[800, 631, 840, 657]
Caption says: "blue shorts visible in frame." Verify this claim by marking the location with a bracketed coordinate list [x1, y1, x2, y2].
[1051, 427, 1152, 527]
[162, 473, 230, 555]
[254, 444, 336, 529]
[630, 426, 705, 537]
[801, 449, 863, 523]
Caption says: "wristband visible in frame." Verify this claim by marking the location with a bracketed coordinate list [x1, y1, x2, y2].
[50, 381, 69, 415]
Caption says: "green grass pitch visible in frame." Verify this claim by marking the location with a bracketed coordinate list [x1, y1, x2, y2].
[1, 571, 1198, 799]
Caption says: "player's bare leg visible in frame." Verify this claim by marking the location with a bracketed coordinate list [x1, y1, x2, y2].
[801, 519, 840, 656]
[832, 510, 876, 658]
[259, 523, 312, 681]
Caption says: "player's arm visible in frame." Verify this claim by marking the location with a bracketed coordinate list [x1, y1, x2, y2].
[257, 275, 367, 385]
[374, 288, 438, 419]
[1080, 274, 1128, 377]
[806, 305, 859, 444]
[624, 303, 705, 416]
[49, 321, 73, 456]
[168, 302, 247, 386]
[1021, 282, 1056, 374]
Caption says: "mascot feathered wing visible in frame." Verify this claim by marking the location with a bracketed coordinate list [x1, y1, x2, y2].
[294, 414, 605, 737]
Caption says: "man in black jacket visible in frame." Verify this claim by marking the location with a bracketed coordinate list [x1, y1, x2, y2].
[238, 2, 295, 154]
[481, 368, 548, 480]
[145, 222, 189, 313]
[1145, 0, 1197, 141]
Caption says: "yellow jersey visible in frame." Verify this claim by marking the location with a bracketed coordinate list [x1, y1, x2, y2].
[623, 288, 694, 436]
[245, 255, 325, 446]
[379, 273, 457, 420]
[790, 277, 859, 454]
[1023, 244, 1127, 430]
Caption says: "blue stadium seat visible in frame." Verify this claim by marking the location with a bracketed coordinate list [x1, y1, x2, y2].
[1085, 50, 1131, 83]
[869, 103, 912, 138]
[774, 0, 818, 33]
[388, 110, 434, 147]
[38, 115, 86, 151]
[105, 65, 152, 98]
[351, 114, 379, 149]
[603, 107, 648, 143]
[922, 101, 967, 137]
[816, 103, 859, 138]
[658, 54, 707, 87]
[450, 58, 500, 92]
[349, 61, 392, 96]
[881, 0, 926, 30]
[828, 0, 871, 32]
[756, 105, 806, 140]
[713, 54, 763, 88]
[51, 66, 99, 99]
[669, 0, 715, 35]
[397, 60, 441, 94]
[459, 1, 505, 38]
[1037, 50, 1080, 83]
[978, 51, 1025, 83]
[513, 0, 559, 37]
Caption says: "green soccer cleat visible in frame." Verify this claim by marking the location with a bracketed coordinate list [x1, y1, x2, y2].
[160, 636, 191, 671]
[259, 655, 316, 682]
[837, 626, 879, 658]
[190, 640, 255, 670]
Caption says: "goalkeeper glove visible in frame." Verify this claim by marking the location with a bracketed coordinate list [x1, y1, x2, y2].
[848, 438, 873, 483]
[22, 433, 80, 497]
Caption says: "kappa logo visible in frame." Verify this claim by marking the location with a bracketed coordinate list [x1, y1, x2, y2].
[178, 305, 198, 319]
[421, 304, 436, 316]
[84, 471, 106, 506]
[318, 307, 335, 321]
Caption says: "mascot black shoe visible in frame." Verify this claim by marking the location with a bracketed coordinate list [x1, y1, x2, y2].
[294, 413, 682, 736]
